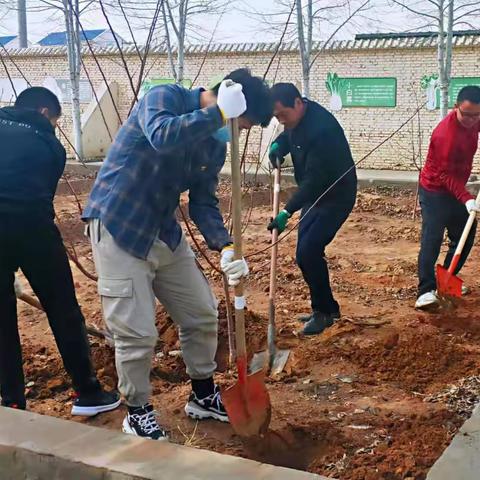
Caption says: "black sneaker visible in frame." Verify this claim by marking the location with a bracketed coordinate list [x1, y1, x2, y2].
[303, 312, 334, 336]
[122, 404, 168, 441]
[71, 389, 121, 416]
[184, 385, 229, 423]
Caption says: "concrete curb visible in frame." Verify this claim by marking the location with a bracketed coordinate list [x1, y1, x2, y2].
[0, 407, 327, 480]
[426, 403, 480, 480]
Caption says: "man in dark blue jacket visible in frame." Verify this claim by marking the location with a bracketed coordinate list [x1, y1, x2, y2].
[268, 83, 357, 336]
[0, 87, 120, 415]
[83, 69, 273, 440]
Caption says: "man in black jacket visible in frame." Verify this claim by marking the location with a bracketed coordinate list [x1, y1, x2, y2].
[268, 83, 357, 335]
[0, 87, 120, 415]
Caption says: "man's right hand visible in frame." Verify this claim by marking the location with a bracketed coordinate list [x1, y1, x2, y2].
[269, 142, 285, 169]
[465, 199, 480, 214]
[217, 80, 247, 120]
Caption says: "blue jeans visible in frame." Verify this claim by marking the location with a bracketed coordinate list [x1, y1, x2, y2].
[418, 187, 477, 296]
[297, 198, 355, 315]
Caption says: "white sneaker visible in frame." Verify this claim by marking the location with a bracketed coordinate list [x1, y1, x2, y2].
[415, 291, 439, 310]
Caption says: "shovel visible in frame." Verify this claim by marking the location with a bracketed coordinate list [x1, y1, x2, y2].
[250, 160, 290, 376]
[222, 118, 271, 438]
[436, 190, 480, 298]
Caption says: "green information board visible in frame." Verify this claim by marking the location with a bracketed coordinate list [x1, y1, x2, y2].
[436, 77, 480, 108]
[341, 78, 397, 107]
[140, 78, 193, 98]
[325, 73, 397, 110]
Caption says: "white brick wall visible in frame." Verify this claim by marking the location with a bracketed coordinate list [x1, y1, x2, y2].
[1, 41, 479, 171]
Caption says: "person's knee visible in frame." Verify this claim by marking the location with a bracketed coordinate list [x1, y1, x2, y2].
[115, 334, 158, 355]
[297, 238, 325, 267]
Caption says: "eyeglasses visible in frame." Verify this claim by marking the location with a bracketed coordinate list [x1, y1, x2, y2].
[458, 108, 480, 119]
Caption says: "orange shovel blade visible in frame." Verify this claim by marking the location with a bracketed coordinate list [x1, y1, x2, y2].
[436, 264, 463, 298]
[222, 369, 271, 437]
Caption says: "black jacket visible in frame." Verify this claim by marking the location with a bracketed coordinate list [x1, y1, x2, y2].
[0, 107, 66, 219]
[275, 100, 357, 213]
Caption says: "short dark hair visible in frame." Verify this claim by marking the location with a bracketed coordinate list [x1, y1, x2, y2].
[213, 68, 273, 127]
[457, 85, 480, 105]
[271, 83, 302, 108]
[15, 87, 62, 118]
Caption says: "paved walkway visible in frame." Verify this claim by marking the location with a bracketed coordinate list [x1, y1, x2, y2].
[0, 407, 327, 480]
[427, 404, 480, 480]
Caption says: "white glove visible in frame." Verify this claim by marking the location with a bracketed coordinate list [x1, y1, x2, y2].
[465, 199, 480, 214]
[216, 80, 247, 120]
[220, 245, 249, 286]
[14, 275, 23, 297]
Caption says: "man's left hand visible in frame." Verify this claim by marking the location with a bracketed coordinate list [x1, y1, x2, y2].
[267, 210, 291, 234]
[220, 245, 249, 286]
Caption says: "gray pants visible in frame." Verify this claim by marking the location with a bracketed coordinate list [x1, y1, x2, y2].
[88, 219, 218, 407]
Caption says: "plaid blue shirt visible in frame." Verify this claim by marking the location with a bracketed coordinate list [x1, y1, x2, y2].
[83, 85, 232, 259]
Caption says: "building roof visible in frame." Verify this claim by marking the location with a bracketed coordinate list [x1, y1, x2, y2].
[6, 30, 480, 56]
[356, 30, 480, 40]
[37, 29, 106, 46]
[0, 35, 17, 46]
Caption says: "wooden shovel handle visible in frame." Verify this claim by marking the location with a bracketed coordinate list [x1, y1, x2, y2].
[229, 118, 247, 360]
[269, 162, 281, 301]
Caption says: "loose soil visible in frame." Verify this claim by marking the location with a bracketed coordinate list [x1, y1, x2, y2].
[15, 180, 480, 479]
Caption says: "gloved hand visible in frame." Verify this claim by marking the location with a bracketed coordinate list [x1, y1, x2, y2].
[220, 245, 249, 286]
[465, 199, 480, 214]
[269, 142, 285, 169]
[217, 80, 247, 120]
[267, 209, 291, 234]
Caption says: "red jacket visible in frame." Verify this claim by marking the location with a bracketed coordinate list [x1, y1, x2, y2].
[420, 110, 479, 203]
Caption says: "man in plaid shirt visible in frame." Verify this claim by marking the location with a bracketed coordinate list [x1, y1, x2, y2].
[83, 69, 273, 440]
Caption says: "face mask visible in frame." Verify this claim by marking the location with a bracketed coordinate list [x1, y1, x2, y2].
[212, 126, 231, 143]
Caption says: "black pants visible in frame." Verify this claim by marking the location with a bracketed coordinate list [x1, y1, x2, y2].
[296, 198, 355, 315]
[0, 212, 99, 408]
[418, 187, 477, 296]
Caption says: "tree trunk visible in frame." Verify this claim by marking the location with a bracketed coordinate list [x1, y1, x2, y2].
[296, 0, 310, 96]
[444, 0, 454, 111]
[63, 0, 83, 160]
[17, 0, 28, 48]
[177, 0, 187, 83]
[162, 2, 177, 81]
[437, 0, 449, 118]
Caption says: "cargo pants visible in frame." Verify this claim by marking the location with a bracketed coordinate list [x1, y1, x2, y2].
[88, 219, 218, 407]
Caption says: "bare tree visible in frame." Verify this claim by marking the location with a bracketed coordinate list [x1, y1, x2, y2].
[63, 0, 83, 159]
[161, 0, 227, 83]
[246, 0, 374, 96]
[389, 0, 480, 118]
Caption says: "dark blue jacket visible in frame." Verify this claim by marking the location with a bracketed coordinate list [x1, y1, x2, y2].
[0, 107, 65, 219]
[274, 100, 357, 213]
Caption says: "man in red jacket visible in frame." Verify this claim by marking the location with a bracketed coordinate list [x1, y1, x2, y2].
[416, 86, 480, 310]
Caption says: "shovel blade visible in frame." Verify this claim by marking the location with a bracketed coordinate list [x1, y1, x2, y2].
[436, 264, 463, 298]
[222, 369, 271, 437]
[271, 349, 290, 376]
[250, 349, 290, 377]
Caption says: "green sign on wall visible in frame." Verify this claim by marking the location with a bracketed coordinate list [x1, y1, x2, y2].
[439, 77, 480, 108]
[326, 73, 397, 111]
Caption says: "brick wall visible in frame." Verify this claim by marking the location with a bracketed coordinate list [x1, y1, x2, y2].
[1, 39, 479, 171]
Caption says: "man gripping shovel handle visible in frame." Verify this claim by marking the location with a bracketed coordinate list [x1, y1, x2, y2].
[436, 191, 480, 300]
[221, 111, 272, 438]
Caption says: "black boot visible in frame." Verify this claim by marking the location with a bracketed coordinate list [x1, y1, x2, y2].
[303, 312, 334, 336]
[299, 309, 340, 324]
